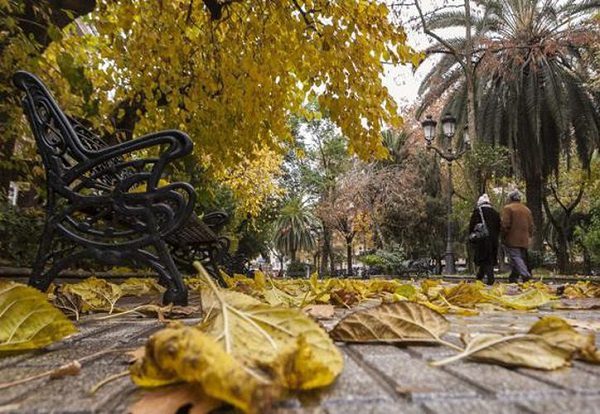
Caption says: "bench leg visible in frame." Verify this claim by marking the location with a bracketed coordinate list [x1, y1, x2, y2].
[29, 223, 57, 292]
[153, 240, 189, 306]
[206, 247, 226, 287]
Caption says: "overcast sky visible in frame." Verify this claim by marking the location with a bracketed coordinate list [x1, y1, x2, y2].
[383, 0, 464, 110]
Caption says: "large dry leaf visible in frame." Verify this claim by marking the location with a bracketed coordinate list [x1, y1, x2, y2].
[483, 288, 555, 310]
[199, 284, 343, 390]
[119, 278, 165, 297]
[432, 333, 571, 370]
[62, 277, 123, 313]
[441, 282, 487, 307]
[393, 284, 418, 300]
[530, 317, 600, 364]
[303, 304, 335, 320]
[561, 282, 600, 299]
[330, 302, 450, 344]
[50, 287, 83, 320]
[131, 263, 343, 413]
[129, 384, 222, 414]
[131, 325, 277, 413]
[0, 281, 77, 352]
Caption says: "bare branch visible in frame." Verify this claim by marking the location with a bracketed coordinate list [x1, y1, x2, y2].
[413, 0, 467, 71]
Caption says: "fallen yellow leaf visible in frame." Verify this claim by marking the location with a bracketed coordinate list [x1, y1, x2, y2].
[0, 281, 77, 352]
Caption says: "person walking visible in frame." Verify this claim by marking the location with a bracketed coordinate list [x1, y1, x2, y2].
[468, 194, 501, 285]
[501, 190, 534, 282]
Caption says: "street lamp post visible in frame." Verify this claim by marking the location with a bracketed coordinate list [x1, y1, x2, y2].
[421, 113, 470, 275]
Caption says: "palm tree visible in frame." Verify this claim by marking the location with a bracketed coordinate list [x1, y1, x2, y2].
[418, 0, 600, 250]
[273, 197, 317, 263]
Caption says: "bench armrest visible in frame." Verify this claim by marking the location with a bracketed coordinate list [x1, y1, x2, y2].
[65, 129, 193, 188]
[202, 211, 229, 232]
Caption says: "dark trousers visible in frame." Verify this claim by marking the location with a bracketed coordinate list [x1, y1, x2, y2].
[476, 264, 494, 284]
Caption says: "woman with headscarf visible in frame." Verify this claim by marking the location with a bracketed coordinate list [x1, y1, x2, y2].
[468, 194, 501, 285]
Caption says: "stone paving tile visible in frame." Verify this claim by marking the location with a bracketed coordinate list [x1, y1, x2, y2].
[315, 348, 395, 406]
[2, 293, 600, 413]
[0, 322, 117, 370]
[10, 322, 160, 368]
[522, 396, 600, 414]
[324, 401, 427, 414]
[574, 361, 600, 376]
[518, 366, 600, 395]
[0, 366, 50, 405]
[2, 357, 136, 413]
[424, 399, 527, 414]
[404, 344, 457, 359]
[0, 321, 159, 410]
[349, 344, 480, 401]
[442, 363, 565, 399]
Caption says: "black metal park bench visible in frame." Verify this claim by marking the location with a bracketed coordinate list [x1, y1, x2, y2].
[13, 71, 229, 305]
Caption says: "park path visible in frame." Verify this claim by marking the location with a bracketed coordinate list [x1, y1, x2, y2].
[1, 297, 599, 413]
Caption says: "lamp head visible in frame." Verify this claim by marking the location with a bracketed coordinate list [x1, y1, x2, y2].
[421, 115, 437, 145]
[441, 112, 456, 139]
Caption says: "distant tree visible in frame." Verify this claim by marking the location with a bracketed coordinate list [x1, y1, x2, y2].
[273, 197, 317, 263]
[417, 0, 600, 251]
[287, 108, 353, 275]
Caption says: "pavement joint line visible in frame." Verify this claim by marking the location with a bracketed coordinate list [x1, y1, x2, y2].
[574, 362, 600, 378]
[0, 323, 161, 410]
[514, 368, 597, 395]
[514, 400, 549, 414]
[343, 345, 407, 403]
[402, 347, 497, 399]
[88, 323, 161, 367]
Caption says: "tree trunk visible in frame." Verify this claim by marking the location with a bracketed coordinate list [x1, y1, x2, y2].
[278, 255, 284, 277]
[329, 250, 335, 276]
[555, 229, 570, 274]
[582, 245, 592, 275]
[290, 249, 296, 263]
[525, 174, 544, 252]
[464, 0, 477, 146]
[320, 223, 332, 276]
[346, 239, 353, 276]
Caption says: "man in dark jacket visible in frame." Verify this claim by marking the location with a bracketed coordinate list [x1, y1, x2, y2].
[469, 194, 501, 285]
[501, 190, 534, 282]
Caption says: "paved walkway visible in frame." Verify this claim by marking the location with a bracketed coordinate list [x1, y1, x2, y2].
[1, 299, 599, 413]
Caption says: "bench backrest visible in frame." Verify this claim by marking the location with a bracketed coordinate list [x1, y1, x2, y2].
[13, 71, 112, 186]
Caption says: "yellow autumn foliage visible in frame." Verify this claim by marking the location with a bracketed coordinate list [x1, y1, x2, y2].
[1, 1, 419, 217]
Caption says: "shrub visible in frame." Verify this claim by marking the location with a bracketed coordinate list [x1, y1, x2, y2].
[583, 212, 600, 264]
[0, 201, 44, 266]
[358, 245, 406, 275]
[286, 261, 312, 277]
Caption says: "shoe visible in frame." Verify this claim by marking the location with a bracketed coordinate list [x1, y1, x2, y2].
[508, 272, 518, 283]
[521, 275, 531, 283]
[486, 276, 495, 286]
